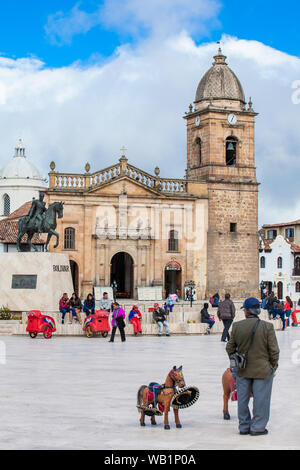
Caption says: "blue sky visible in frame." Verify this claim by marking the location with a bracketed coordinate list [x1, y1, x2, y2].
[0, 1, 299, 67]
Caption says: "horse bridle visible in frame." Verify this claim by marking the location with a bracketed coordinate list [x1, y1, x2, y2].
[166, 369, 185, 390]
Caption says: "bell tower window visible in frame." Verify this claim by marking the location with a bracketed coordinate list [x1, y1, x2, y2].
[195, 137, 202, 166]
[226, 137, 237, 166]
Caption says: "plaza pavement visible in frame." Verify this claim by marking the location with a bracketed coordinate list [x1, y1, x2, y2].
[0, 328, 299, 450]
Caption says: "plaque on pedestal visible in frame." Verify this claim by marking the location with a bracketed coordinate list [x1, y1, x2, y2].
[0, 253, 74, 312]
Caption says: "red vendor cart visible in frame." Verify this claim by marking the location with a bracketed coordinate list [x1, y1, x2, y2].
[83, 310, 110, 338]
[26, 310, 56, 339]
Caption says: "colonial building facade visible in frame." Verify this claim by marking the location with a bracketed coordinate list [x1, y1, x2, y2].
[47, 49, 259, 300]
[259, 220, 300, 301]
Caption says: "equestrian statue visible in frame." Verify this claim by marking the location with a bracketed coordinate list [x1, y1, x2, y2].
[17, 191, 64, 252]
[137, 366, 199, 430]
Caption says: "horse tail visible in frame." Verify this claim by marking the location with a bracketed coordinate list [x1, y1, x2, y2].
[137, 385, 147, 406]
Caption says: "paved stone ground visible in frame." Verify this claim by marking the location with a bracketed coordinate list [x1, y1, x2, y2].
[0, 328, 299, 450]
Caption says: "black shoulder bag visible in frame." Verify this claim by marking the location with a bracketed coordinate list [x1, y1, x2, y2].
[230, 319, 260, 370]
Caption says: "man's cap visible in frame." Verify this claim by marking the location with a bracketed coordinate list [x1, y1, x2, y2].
[133, 305, 138, 309]
[241, 297, 261, 309]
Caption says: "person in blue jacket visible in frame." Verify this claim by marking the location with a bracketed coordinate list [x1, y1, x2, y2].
[83, 293, 95, 317]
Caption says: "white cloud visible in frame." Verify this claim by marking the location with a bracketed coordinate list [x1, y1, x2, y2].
[0, 33, 299, 226]
[45, 3, 101, 45]
[44, 0, 221, 45]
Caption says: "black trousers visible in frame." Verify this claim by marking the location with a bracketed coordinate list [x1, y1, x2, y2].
[221, 319, 233, 341]
[110, 325, 126, 342]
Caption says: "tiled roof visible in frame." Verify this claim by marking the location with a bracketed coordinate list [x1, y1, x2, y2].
[262, 220, 300, 229]
[289, 243, 300, 253]
[0, 201, 45, 244]
[5, 201, 33, 220]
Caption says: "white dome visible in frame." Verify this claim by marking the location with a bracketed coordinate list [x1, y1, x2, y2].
[0, 140, 44, 182]
[0, 156, 43, 180]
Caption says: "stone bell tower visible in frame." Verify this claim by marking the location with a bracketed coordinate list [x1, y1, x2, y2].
[184, 48, 259, 299]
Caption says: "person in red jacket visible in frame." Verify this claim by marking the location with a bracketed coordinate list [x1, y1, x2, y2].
[129, 305, 142, 336]
[59, 293, 71, 324]
[284, 296, 293, 327]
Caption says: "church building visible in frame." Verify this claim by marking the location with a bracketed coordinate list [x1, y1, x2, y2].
[46, 49, 259, 300]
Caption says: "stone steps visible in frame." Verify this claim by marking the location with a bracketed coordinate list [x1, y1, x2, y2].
[10, 311, 283, 336]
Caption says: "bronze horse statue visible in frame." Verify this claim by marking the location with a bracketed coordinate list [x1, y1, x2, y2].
[137, 366, 186, 430]
[17, 201, 64, 252]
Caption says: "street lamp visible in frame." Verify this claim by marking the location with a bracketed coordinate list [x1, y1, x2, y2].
[260, 280, 266, 299]
[186, 280, 196, 308]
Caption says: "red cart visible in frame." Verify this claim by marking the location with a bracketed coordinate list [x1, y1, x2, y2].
[292, 310, 300, 326]
[26, 310, 56, 339]
[83, 310, 111, 338]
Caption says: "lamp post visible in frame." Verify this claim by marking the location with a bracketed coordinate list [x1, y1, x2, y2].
[186, 280, 196, 308]
[260, 280, 266, 300]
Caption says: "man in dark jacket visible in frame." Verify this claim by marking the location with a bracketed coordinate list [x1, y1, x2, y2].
[153, 303, 170, 336]
[217, 293, 236, 342]
[226, 297, 280, 436]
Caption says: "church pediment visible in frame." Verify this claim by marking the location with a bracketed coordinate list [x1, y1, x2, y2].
[87, 176, 162, 197]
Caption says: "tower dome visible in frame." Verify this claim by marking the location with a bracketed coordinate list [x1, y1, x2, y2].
[195, 48, 245, 110]
[0, 139, 43, 180]
[0, 139, 46, 218]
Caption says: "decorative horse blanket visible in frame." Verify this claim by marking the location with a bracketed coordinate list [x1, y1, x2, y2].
[147, 382, 164, 412]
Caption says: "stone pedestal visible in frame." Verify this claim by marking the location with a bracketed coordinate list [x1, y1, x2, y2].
[0, 253, 73, 312]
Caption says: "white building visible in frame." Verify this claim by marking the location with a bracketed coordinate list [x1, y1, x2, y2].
[259, 233, 300, 303]
[0, 139, 46, 219]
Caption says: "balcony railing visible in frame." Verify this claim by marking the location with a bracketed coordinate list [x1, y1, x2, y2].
[49, 158, 188, 194]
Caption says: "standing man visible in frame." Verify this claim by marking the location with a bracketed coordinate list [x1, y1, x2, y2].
[226, 297, 280, 436]
[217, 293, 236, 342]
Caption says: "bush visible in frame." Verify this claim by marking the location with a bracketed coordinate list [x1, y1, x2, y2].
[0, 306, 12, 320]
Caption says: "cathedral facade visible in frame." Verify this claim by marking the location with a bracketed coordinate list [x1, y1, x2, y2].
[47, 49, 259, 300]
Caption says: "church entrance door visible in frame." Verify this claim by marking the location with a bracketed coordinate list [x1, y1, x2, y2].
[70, 260, 79, 295]
[164, 262, 182, 298]
[110, 252, 134, 299]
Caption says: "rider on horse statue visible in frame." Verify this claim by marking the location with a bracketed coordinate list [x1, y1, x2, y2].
[17, 192, 64, 252]
[26, 192, 47, 234]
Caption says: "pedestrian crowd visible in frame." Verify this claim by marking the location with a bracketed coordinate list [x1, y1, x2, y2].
[58, 292, 176, 341]
[262, 292, 294, 330]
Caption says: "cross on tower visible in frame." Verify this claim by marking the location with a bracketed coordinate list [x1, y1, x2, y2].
[120, 146, 127, 157]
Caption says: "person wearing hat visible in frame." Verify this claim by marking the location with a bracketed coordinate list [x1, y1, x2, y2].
[152, 303, 170, 337]
[226, 297, 280, 436]
[129, 305, 142, 336]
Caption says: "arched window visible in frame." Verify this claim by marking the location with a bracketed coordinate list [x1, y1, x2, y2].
[168, 230, 178, 252]
[226, 136, 237, 166]
[195, 137, 202, 166]
[295, 257, 300, 270]
[3, 194, 10, 216]
[296, 281, 300, 293]
[277, 257, 283, 269]
[64, 227, 75, 250]
[260, 256, 265, 268]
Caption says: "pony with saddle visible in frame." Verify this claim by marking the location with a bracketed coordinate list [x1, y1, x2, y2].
[137, 366, 199, 430]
